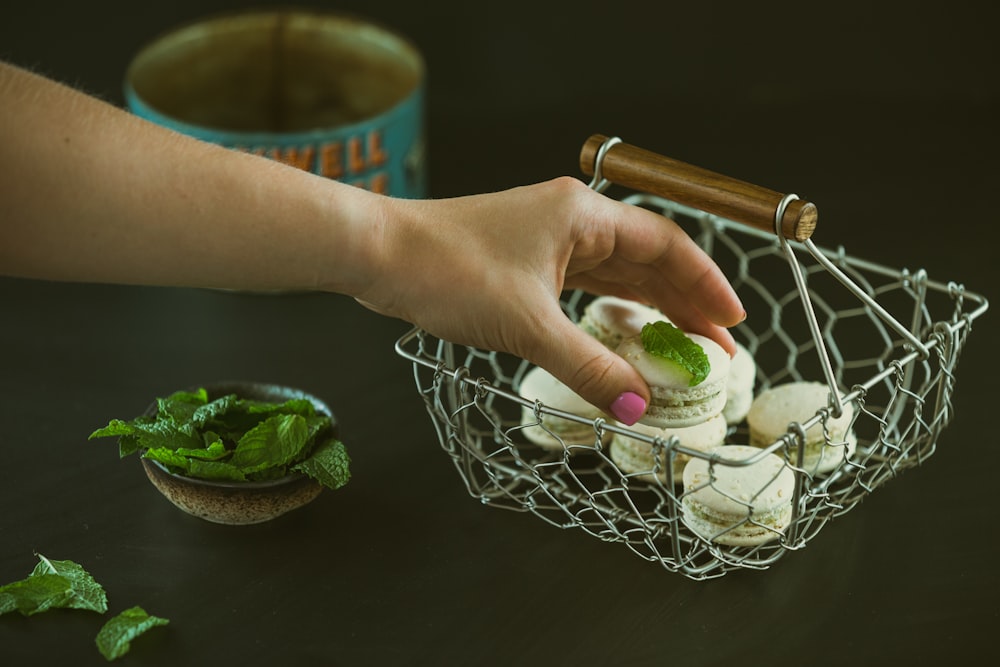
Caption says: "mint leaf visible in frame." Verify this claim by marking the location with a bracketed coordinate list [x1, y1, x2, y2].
[156, 388, 209, 425]
[231, 414, 310, 474]
[89, 418, 201, 457]
[186, 459, 247, 482]
[293, 439, 352, 490]
[0, 555, 107, 616]
[92, 387, 348, 487]
[640, 321, 711, 386]
[95, 606, 169, 661]
[247, 397, 316, 417]
[0, 573, 73, 616]
[190, 394, 240, 429]
[32, 555, 108, 613]
[176, 441, 229, 461]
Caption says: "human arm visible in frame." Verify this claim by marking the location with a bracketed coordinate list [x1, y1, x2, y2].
[0, 61, 744, 424]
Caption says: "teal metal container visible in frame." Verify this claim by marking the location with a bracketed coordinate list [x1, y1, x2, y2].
[124, 10, 426, 198]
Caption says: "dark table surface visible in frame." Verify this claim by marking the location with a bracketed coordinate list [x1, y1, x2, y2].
[2, 1, 997, 665]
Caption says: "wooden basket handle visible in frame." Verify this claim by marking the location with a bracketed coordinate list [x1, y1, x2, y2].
[579, 134, 817, 241]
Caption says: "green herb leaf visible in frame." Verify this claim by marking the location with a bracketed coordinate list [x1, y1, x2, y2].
[89, 418, 201, 457]
[293, 439, 352, 490]
[95, 606, 169, 661]
[640, 321, 711, 386]
[31, 555, 108, 613]
[176, 441, 229, 461]
[186, 459, 247, 482]
[0, 555, 107, 616]
[230, 413, 310, 474]
[156, 388, 208, 425]
[0, 573, 73, 616]
[91, 388, 348, 487]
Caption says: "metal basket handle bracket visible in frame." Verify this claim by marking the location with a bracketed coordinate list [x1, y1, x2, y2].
[579, 133, 818, 242]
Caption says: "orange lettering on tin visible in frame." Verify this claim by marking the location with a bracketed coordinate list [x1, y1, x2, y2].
[319, 143, 344, 179]
[347, 137, 366, 174]
[367, 131, 388, 168]
[369, 172, 389, 194]
[269, 146, 315, 171]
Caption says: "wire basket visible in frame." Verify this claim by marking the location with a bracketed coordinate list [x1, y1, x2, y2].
[394, 135, 989, 580]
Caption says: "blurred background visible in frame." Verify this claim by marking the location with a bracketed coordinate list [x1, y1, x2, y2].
[4, 1, 996, 222]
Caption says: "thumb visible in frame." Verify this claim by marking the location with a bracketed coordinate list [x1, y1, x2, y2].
[527, 316, 650, 426]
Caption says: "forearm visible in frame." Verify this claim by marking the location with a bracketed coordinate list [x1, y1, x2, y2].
[0, 61, 383, 294]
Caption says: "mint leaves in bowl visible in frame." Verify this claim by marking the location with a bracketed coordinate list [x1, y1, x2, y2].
[90, 382, 351, 525]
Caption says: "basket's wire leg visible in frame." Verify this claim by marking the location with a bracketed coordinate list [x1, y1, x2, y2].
[774, 194, 846, 417]
[802, 240, 930, 359]
[587, 136, 622, 193]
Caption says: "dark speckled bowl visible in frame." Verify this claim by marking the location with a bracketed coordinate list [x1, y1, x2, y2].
[139, 381, 336, 525]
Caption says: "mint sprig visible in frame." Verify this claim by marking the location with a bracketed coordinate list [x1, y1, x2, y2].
[89, 389, 351, 490]
[640, 321, 711, 386]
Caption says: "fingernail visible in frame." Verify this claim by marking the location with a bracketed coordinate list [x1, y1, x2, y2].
[610, 391, 646, 426]
[740, 309, 747, 322]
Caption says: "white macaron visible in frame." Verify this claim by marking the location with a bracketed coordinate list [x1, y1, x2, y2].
[746, 381, 856, 475]
[578, 295, 666, 350]
[722, 342, 756, 425]
[610, 413, 727, 484]
[616, 331, 730, 429]
[517, 365, 609, 451]
[681, 445, 796, 547]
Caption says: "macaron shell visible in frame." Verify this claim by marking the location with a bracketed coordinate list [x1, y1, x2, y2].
[681, 445, 796, 546]
[617, 334, 730, 391]
[617, 332, 730, 429]
[610, 413, 727, 482]
[785, 430, 858, 476]
[578, 296, 666, 349]
[517, 365, 608, 450]
[640, 389, 728, 429]
[722, 389, 754, 425]
[746, 381, 854, 445]
[723, 342, 756, 424]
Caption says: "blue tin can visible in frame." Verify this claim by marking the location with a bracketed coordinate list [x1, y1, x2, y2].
[124, 10, 426, 198]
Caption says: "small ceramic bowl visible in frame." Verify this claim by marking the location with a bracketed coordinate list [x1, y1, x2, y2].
[139, 381, 336, 525]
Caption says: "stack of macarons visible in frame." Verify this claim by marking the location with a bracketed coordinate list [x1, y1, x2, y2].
[615, 327, 731, 429]
[578, 297, 737, 483]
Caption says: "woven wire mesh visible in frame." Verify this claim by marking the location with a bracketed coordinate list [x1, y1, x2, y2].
[395, 193, 987, 580]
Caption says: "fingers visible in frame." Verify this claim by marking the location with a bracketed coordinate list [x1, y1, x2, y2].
[525, 312, 652, 425]
[625, 213, 743, 325]
[566, 194, 744, 354]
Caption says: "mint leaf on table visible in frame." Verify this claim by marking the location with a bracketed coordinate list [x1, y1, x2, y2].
[640, 321, 711, 386]
[95, 606, 169, 661]
[0, 573, 73, 616]
[31, 555, 108, 613]
[0, 554, 107, 616]
[293, 439, 352, 490]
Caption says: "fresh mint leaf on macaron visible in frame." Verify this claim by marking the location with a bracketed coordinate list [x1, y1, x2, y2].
[640, 321, 710, 386]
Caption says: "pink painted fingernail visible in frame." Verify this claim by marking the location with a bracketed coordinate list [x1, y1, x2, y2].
[610, 391, 646, 426]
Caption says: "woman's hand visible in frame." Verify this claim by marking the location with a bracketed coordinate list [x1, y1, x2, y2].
[354, 177, 745, 424]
